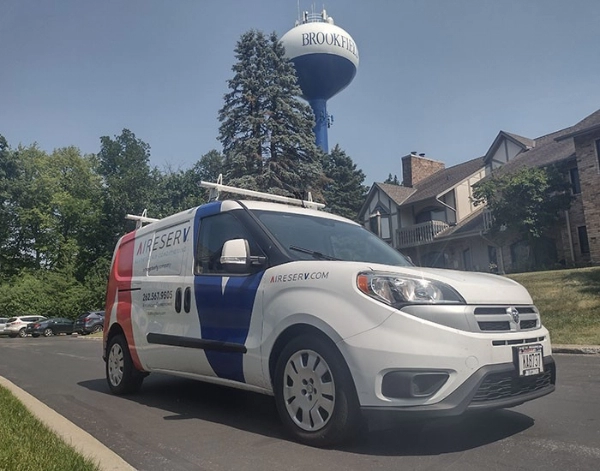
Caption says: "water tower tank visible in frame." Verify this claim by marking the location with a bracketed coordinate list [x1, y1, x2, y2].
[281, 10, 359, 152]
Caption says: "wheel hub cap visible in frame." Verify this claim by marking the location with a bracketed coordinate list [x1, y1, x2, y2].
[283, 349, 335, 432]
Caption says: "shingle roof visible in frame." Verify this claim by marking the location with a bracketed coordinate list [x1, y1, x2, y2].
[358, 182, 415, 219]
[484, 131, 534, 165]
[437, 206, 487, 239]
[555, 108, 600, 141]
[504, 132, 536, 149]
[403, 156, 485, 205]
[373, 182, 415, 205]
[492, 108, 600, 173]
[498, 132, 574, 173]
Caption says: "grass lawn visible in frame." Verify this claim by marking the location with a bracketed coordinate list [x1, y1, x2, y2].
[0, 386, 100, 471]
[508, 266, 600, 345]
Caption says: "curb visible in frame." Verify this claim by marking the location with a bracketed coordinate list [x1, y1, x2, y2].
[552, 344, 600, 354]
[0, 376, 136, 471]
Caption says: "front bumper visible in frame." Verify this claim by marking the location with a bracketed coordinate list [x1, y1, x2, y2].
[362, 357, 555, 418]
[339, 308, 555, 414]
[4, 327, 22, 335]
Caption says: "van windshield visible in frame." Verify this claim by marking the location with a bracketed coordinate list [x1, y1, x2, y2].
[253, 211, 412, 266]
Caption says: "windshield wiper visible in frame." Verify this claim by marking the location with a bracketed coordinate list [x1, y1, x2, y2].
[289, 245, 339, 261]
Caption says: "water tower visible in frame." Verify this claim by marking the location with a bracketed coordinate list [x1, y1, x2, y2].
[281, 9, 359, 153]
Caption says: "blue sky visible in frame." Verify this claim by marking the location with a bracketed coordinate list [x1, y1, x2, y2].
[2, 0, 600, 185]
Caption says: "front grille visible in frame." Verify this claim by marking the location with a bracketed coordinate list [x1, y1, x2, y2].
[471, 362, 555, 403]
[519, 319, 537, 330]
[473, 305, 540, 333]
[474, 306, 536, 315]
[478, 321, 510, 331]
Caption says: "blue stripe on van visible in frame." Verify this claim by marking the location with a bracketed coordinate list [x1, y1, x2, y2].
[193, 273, 263, 382]
[192, 201, 263, 383]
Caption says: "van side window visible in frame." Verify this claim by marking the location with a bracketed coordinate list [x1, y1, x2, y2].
[195, 213, 261, 274]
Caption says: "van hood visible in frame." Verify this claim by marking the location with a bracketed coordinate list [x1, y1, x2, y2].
[361, 264, 533, 305]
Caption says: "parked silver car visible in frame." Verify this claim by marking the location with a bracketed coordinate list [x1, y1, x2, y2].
[0, 317, 8, 335]
[4, 315, 47, 338]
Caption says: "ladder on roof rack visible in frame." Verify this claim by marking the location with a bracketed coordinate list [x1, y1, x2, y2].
[200, 174, 325, 209]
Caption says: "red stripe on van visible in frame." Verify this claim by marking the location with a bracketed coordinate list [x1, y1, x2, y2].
[105, 231, 144, 371]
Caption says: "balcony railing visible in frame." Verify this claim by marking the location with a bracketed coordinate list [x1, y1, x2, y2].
[397, 220, 450, 248]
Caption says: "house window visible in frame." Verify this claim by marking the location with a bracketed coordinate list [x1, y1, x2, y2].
[569, 167, 581, 195]
[578, 226, 590, 254]
[369, 209, 391, 240]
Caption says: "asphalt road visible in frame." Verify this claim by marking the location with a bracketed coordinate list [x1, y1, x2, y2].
[0, 336, 599, 471]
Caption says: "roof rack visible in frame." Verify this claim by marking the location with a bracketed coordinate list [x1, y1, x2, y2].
[126, 209, 160, 229]
[200, 174, 325, 209]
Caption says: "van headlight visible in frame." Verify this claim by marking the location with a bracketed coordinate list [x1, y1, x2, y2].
[357, 271, 465, 307]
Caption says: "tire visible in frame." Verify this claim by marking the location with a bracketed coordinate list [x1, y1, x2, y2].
[18, 328, 27, 338]
[91, 324, 103, 334]
[43, 328, 53, 337]
[106, 334, 144, 395]
[273, 334, 362, 447]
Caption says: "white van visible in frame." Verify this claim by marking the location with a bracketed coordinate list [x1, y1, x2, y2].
[103, 180, 555, 446]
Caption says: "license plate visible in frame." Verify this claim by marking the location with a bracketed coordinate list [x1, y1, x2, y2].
[517, 344, 544, 377]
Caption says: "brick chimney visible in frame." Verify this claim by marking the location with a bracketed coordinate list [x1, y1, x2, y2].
[401, 152, 445, 187]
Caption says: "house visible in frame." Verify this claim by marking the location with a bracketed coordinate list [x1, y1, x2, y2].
[359, 108, 600, 273]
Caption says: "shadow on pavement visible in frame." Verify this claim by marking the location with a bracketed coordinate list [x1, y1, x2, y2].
[344, 409, 534, 455]
[79, 374, 534, 455]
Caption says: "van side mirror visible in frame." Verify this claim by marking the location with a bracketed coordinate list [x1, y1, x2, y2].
[220, 239, 251, 273]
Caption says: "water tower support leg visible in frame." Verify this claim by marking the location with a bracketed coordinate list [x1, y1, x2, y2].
[309, 98, 329, 153]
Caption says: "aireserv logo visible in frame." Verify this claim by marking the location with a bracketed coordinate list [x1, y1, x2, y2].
[270, 271, 329, 283]
[136, 226, 190, 256]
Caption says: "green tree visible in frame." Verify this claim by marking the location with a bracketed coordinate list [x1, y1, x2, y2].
[97, 129, 154, 253]
[0, 136, 22, 277]
[6, 145, 55, 271]
[46, 147, 104, 275]
[472, 165, 573, 269]
[218, 30, 324, 198]
[0, 269, 100, 318]
[322, 145, 369, 221]
[0, 143, 104, 275]
[384, 173, 400, 185]
[194, 149, 224, 183]
[148, 150, 224, 217]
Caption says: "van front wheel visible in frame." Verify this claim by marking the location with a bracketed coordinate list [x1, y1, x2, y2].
[273, 335, 362, 447]
[106, 334, 144, 395]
